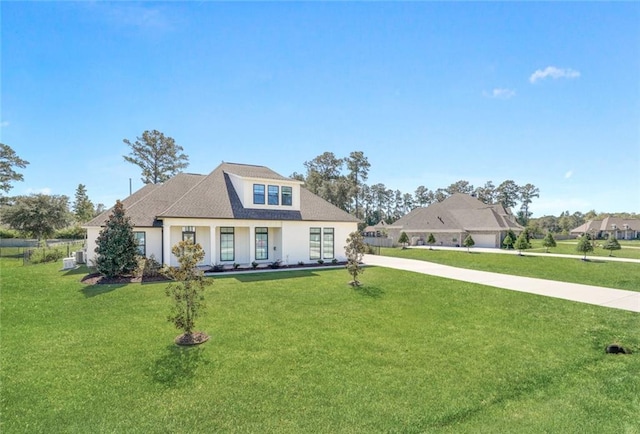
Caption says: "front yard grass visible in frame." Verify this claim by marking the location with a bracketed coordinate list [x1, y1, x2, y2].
[530, 239, 640, 260]
[381, 247, 640, 292]
[1, 257, 639, 433]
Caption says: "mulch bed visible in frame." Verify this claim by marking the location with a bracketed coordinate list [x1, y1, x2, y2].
[81, 273, 169, 285]
[174, 332, 210, 346]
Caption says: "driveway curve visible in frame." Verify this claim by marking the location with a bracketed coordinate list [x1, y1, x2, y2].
[363, 254, 640, 313]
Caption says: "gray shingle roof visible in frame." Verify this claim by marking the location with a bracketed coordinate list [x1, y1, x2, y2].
[393, 193, 523, 233]
[84, 162, 359, 227]
[571, 217, 640, 234]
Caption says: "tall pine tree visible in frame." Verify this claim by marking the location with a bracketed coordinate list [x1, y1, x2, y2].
[73, 184, 95, 223]
[94, 200, 139, 277]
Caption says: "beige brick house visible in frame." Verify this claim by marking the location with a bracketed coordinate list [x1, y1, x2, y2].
[386, 193, 524, 248]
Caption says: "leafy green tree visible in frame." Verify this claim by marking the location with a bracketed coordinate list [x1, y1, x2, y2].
[0, 143, 29, 194]
[433, 188, 448, 203]
[473, 181, 496, 204]
[398, 231, 409, 248]
[542, 232, 557, 253]
[165, 239, 212, 344]
[602, 236, 621, 257]
[414, 185, 432, 207]
[513, 232, 531, 255]
[502, 233, 514, 250]
[518, 183, 539, 225]
[0, 194, 70, 242]
[94, 200, 139, 277]
[496, 180, 521, 209]
[463, 234, 475, 252]
[123, 130, 189, 184]
[445, 180, 474, 195]
[575, 234, 594, 260]
[73, 184, 95, 223]
[345, 231, 366, 286]
[427, 233, 436, 249]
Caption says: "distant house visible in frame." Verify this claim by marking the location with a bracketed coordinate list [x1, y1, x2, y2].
[386, 193, 523, 248]
[570, 217, 639, 240]
[84, 162, 360, 267]
[362, 220, 388, 237]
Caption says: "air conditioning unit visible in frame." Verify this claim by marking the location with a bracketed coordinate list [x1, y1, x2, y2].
[75, 250, 86, 264]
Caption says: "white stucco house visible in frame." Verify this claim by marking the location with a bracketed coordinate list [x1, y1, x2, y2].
[84, 162, 360, 267]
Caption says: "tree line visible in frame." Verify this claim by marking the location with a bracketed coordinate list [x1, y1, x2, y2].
[291, 150, 541, 227]
[1, 133, 636, 241]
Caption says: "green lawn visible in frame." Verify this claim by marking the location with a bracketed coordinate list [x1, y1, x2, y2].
[381, 247, 640, 292]
[530, 239, 640, 260]
[1, 258, 639, 433]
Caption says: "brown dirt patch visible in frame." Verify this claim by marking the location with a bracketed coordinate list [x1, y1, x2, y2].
[81, 272, 169, 285]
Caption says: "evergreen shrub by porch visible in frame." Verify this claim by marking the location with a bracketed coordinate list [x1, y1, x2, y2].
[94, 200, 139, 278]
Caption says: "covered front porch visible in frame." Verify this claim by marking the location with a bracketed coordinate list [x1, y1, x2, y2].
[162, 219, 284, 268]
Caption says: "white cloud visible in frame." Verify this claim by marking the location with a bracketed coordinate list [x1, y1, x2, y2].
[529, 66, 581, 83]
[483, 88, 516, 99]
[0, 121, 9, 128]
[564, 170, 573, 179]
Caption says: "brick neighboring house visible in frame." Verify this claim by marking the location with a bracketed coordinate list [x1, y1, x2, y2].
[386, 193, 524, 248]
[84, 162, 360, 267]
[571, 217, 640, 240]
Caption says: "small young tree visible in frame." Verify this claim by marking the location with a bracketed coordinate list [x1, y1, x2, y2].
[427, 233, 436, 250]
[576, 234, 594, 261]
[513, 231, 531, 256]
[165, 239, 212, 345]
[542, 232, 557, 253]
[602, 236, 621, 257]
[463, 234, 475, 252]
[506, 229, 517, 248]
[94, 200, 139, 277]
[398, 231, 409, 249]
[345, 231, 366, 286]
[502, 233, 514, 250]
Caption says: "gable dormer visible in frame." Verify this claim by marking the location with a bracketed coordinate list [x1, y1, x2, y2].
[225, 170, 303, 211]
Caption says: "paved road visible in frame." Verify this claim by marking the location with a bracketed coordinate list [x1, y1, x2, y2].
[363, 254, 640, 313]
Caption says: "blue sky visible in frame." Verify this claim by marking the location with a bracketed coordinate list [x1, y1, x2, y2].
[2, 1, 639, 217]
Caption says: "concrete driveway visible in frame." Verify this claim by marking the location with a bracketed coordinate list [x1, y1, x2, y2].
[363, 254, 640, 312]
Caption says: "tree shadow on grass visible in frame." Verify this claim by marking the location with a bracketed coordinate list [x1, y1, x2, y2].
[80, 284, 125, 297]
[147, 344, 209, 388]
[580, 258, 607, 264]
[63, 266, 90, 276]
[353, 284, 385, 298]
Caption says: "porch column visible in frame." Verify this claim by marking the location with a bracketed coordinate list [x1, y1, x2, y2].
[163, 224, 172, 267]
[249, 224, 255, 264]
[210, 225, 216, 264]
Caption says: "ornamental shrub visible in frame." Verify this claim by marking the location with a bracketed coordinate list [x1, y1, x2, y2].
[94, 200, 139, 278]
